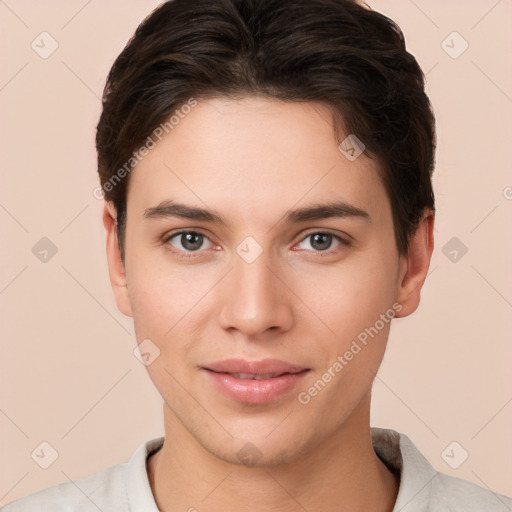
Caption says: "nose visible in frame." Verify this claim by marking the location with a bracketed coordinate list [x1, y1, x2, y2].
[218, 248, 294, 339]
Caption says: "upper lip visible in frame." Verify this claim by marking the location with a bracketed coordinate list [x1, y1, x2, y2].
[203, 358, 308, 376]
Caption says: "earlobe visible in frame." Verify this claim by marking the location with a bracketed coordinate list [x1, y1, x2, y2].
[103, 202, 133, 318]
[394, 209, 435, 318]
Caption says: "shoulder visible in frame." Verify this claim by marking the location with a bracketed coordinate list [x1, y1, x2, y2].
[1, 462, 128, 512]
[429, 472, 512, 511]
[371, 427, 511, 512]
[1, 437, 164, 512]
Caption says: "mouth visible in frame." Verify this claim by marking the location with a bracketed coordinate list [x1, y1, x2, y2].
[217, 371, 302, 380]
[202, 359, 310, 404]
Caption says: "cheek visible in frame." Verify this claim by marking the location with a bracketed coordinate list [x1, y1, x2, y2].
[328, 253, 399, 376]
[297, 295, 394, 423]
[127, 271, 198, 402]
[126, 242, 193, 328]
[294, 249, 398, 342]
[127, 277, 170, 338]
[292, 247, 400, 406]
[126, 262, 217, 357]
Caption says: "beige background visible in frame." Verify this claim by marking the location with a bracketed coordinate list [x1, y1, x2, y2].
[1, 0, 511, 505]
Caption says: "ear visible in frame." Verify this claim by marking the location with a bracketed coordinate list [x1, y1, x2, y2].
[394, 209, 435, 318]
[103, 202, 133, 317]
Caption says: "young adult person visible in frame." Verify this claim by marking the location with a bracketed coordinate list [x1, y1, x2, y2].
[3, 1, 510, 510]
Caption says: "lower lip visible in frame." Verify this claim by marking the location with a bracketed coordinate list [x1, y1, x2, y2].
[203, 369, 309, 405]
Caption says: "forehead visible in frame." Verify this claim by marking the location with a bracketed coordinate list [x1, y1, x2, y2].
[126, 97, 390, 227]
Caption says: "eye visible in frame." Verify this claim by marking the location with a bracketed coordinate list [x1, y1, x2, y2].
[295, 231, 349, 252]
[165, 231, 214, 252]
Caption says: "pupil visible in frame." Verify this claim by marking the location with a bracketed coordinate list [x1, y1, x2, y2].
[182, 233, 202, 251]
[312, 233, 331, 251]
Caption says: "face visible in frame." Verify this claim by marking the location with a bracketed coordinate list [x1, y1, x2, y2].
[106, 97, 424, 466]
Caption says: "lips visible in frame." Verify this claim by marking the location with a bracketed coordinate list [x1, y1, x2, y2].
[228, 372, 287, 380]
[202, 358, 309, 404]
[205, 358, 306, 375]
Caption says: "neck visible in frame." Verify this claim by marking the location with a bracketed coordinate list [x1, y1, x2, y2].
[147, 395, 399, 512]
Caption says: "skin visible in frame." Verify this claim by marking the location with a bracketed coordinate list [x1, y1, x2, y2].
[103, 97, 434, 512]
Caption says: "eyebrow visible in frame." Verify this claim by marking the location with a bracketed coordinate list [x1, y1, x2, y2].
[144, 200, 226, 224]
[143, 199, 371, 225]
[283, 201, 371, 224]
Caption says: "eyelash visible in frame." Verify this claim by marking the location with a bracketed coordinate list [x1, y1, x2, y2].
[163, 230, 351, 257]
[296, 231, 352, 255]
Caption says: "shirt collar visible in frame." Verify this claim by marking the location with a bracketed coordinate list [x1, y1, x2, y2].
[126, 436, 164, 511]
[371, 427, 437, 511]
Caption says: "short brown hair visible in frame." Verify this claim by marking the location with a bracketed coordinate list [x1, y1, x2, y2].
[96, 0, 436, 258]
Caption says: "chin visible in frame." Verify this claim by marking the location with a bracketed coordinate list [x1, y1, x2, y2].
[196, 423, 320, 468]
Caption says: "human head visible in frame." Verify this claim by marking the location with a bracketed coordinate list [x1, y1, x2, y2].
[96, 0, 436, 260]
[96, 0, 435, 468]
